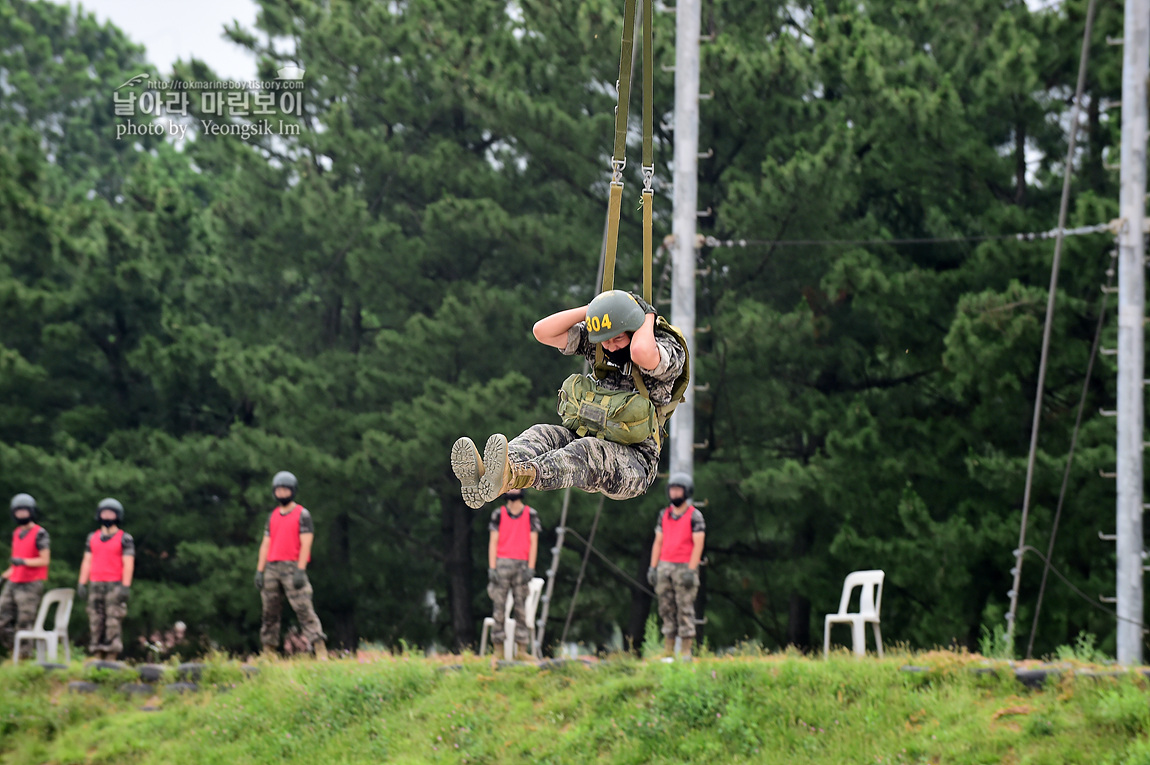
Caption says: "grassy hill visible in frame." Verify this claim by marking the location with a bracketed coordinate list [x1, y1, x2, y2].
[1, 649, 1149, 764]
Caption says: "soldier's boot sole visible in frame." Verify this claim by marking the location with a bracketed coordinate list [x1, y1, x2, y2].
[313, 639, 328, 661]
[451, 437, 486, 509]
[477, 434, 510, 504]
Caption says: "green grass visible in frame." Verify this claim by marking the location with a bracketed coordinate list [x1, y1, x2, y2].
[1, 649, 1149, 764]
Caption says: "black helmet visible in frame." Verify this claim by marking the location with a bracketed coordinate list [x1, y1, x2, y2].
[10, 493, 36, 522]
[667, 472, 694, 499]
[273, 471, 298, 504]
[96, 497, 124, 524]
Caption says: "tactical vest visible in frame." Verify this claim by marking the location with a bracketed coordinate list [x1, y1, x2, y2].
[659, 506, 697, 563]
[267, 504, 310, 563]
[89, 530, 125, 582]
[9, 524, 47, 582]
[557, 316, 691, 448]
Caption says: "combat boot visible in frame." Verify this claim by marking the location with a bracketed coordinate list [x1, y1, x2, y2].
[664, 637, 676, 658]
[451, 437, 486, 509]
[478, 434, 536, 502]
[515, 643, 537, 663]
[679, 638, 693, 661]
[313, 639, 328, 661]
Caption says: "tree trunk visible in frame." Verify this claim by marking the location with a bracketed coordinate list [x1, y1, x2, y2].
[442, 498, 474, 651]
[625, 536, 655, 654]
[787, 592, 811, 651]
[695, 559, 708, 647]
[327, 507, 357, 650]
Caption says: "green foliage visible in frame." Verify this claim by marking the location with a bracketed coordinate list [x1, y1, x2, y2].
[0, 0, 1128, 659]
[640, 613, 662, 660]
[1054, 631, 1110, 664]
[979, 622, 1014, 660]
[0, 654, 1146, 764]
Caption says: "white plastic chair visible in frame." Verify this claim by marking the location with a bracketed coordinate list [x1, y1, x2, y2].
[14, 587, 74, 665]
[479, 577, 544, 659]
[823, 570, 884, 658]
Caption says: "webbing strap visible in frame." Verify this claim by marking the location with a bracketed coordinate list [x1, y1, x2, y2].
[642, 190, 653, 302]
[641, 0, 653, 170]
[602, 183, 624, 292]
[612, 0, 638, 164]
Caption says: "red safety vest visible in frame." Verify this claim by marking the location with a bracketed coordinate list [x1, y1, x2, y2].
[659, 506, 697, 564]
[495, 505, 533, 561]
[89, 530, 124, 582]
[267, 504, 310, 563]
[9, 524, 48, 582]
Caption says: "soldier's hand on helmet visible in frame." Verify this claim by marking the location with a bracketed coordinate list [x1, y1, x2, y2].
[76, 584, 88, 600]
[487, 568, 497, 583]
[647, 566, 656, 587]
[254, 571, 264, 590]
[292, 567, 307, 589]
[630, 293, 658, 316]
[116, 584, 131, 602]
[683, 568, 699, 588]
[9, 557, 25, 567]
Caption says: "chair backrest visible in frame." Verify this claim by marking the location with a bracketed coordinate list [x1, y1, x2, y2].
[34, 588, 75, 634]
[836, 570, 884, 617]
[524, 578, 545, 627]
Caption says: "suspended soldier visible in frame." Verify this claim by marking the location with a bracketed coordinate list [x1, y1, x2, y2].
[254, 471, 327, 659]
[647, 474, 705, 660]
[487, 489, 541, 660]
[0, 494, 50, 658]
[77, 498, 135, 660]
[452, 290, 689, 507]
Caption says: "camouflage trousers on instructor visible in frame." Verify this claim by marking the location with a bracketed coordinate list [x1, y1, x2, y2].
[260, 561, 325, 650]
[87, 581, 129, 654]
[0, 580, 44, 656]
[488, 558, 530, 645]
[509, 424, 659, 500]
[655, 562, 699, 639]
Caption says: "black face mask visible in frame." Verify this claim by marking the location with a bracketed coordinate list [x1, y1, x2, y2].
[277, 495, 294, 507]
[12, 515, 31, 526]
[100, 517, 118, 528]
[505, 492, 524, 503]
[602, 345, 632, 370]
[669, 496, 687, 507]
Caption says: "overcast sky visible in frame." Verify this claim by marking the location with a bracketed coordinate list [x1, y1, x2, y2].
[73, 0, 261, 80]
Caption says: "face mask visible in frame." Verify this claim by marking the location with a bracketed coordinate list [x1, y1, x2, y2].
[603, 345, 632, 369]
[277, 495, 294, 507]
[100, 517, 117, 528]
[13, 514, 31, 526]
[505, 492, 524, 502]
[670, 496, 687, 507]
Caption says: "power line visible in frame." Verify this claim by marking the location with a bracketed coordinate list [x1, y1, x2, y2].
[1019, 545, 1147, 634]
[701, 222, 1115, 249]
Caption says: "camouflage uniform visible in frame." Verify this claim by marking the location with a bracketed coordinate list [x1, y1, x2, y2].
[0, 581, 45, 656]
[654, 507, 706, 639]
[87, 581, 130, 654]
[487, 506, 542, 646]
[261, 561, 325, 649]
[85, 531, 135, 655]
[0, 524, 49, 656]
[508, 320, 687, 500]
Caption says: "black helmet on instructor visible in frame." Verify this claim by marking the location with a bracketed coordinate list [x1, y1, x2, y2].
[10, 493, 36, 524]
[96, 497, 124, 526]
[273, 471, 298, 505]
[667, 473, 693, 507]
[585, 290, 647, 344]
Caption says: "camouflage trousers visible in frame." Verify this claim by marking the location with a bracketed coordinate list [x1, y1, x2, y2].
[655, 562, 699, 639]
[87, 581, 129, 655]
[509, 424, 660, 500]
[0, 580, 44, 656]
[487, 558, 530, 645]
[260, 561, 325, 650]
